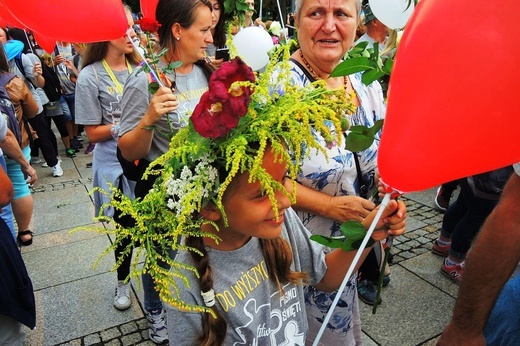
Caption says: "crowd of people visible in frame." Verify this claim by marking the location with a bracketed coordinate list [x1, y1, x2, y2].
[0, 0, 518, 345]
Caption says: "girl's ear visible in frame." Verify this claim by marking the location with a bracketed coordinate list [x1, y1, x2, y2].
[199, 203, 222, 222]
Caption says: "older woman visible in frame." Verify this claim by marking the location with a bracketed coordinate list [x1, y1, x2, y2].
[287, 0, 395, 344]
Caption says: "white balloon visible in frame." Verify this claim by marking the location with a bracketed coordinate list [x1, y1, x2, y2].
[233, 26, 273, 71]
[368, 0, 415, 30]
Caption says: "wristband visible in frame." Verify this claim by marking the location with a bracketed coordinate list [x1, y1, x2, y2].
[111, 123, 120, 140]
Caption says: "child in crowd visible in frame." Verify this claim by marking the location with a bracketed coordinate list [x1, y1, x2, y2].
[167, 143, 406, 345]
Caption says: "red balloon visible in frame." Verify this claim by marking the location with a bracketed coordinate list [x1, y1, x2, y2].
[32, 31, 56, 54]
[1, 0, 128, 43]
[378, 0, 520, 193]
[141, 0, 159, 21]
[0, 0, 26, 29]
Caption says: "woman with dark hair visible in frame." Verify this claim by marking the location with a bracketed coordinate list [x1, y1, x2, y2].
[74, 2, 144, 331]
[118, 0, 214, 342]
[206, 0, 228, 69]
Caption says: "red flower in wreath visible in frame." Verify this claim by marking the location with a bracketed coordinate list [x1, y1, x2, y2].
[191, 93, 240, 139]
[137, 17, 161, 33]
[191, 58, 255, 138]
[209, 57, 255, 116]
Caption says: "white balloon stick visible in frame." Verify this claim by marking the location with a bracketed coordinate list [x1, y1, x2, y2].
[312, 192, 392, 346]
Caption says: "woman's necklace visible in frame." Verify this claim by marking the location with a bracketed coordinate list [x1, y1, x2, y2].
[299, 50, 349, 90]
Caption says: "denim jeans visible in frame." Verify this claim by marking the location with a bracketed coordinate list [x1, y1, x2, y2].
[440, 179, 498, 260]
[0, 155, 16, 240]
[484, 275, 520, 345]
[62, 93, 75, 122]
[142, 247, 177, 312]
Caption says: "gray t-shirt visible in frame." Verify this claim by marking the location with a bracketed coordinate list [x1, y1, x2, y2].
[55, 44, 76, 94]
[120, 61, 208, 162]
[166, 208, 327, 345]
[9, 53, 43, 113]
[75, 61, 134, 126]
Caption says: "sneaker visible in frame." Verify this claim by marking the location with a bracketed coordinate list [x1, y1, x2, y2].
[71, 138, 84, 151]
[30, 156, 42, 164]
[432, 239, 450, 257]
[382, 274, 391, 287]
[114, 281, 132, 310]
[51, 163, 63, 177]
[66, 148, 76, 158]
[441, 259, 465, 284]
[357, 279, 382, 306]
[42, 156, 62, 168]
[85, 142, 95, 154]
[434, 186, 451, 212]
[146, 309, 169, 344]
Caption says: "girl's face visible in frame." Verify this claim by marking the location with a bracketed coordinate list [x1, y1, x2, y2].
[109, 10, 136, 55]
[296, 0, 357, 68]
[210, 0, 221, 30]
[214, 147, 291, 250]
[174, 5, 213, 63]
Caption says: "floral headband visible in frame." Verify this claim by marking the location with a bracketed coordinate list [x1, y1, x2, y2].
[98, 44, 354, 313]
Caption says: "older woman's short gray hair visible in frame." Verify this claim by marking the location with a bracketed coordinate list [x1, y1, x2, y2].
[294, 0, 361, 22]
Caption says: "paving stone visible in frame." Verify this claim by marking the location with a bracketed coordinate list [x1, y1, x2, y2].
[101, 327, 122, 342]
[83, 334, 102, 346]
[121, 332, 144, 345]
[120, 321, 139, 335]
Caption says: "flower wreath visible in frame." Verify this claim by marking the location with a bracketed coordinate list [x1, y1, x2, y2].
[90, 43, 355, 314]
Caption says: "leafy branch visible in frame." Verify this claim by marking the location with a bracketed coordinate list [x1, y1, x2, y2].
[331, 41, 393, 86]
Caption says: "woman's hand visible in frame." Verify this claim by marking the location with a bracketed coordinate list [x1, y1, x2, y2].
[364, 199, 407, 241]
[209, 56, 224, 69]
[327, 195, 375, 223]
[143, 87, 179, 127]
[32, 62, 42, 77]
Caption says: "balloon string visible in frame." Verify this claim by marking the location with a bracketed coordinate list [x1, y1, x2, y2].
[275, 0, 286, 29]
[127, 31, 164, 88]
[23, 30, 34, 54]
[312, 192, 392, 346]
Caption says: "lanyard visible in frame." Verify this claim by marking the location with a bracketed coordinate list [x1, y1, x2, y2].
[101, 59, 133, 95]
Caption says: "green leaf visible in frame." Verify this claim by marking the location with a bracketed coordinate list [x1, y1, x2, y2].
[148, 82, 160, 94]
[382, 59, 394, 74]
[310, 235, 345, 249]
[345, 120, 383, 152]
[361, 69, 385, 86]
[351, 237, 375, 249]
[339, 221, 367, 239]
[330, 57, 373, 77]
[168, 60, 183, 70]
